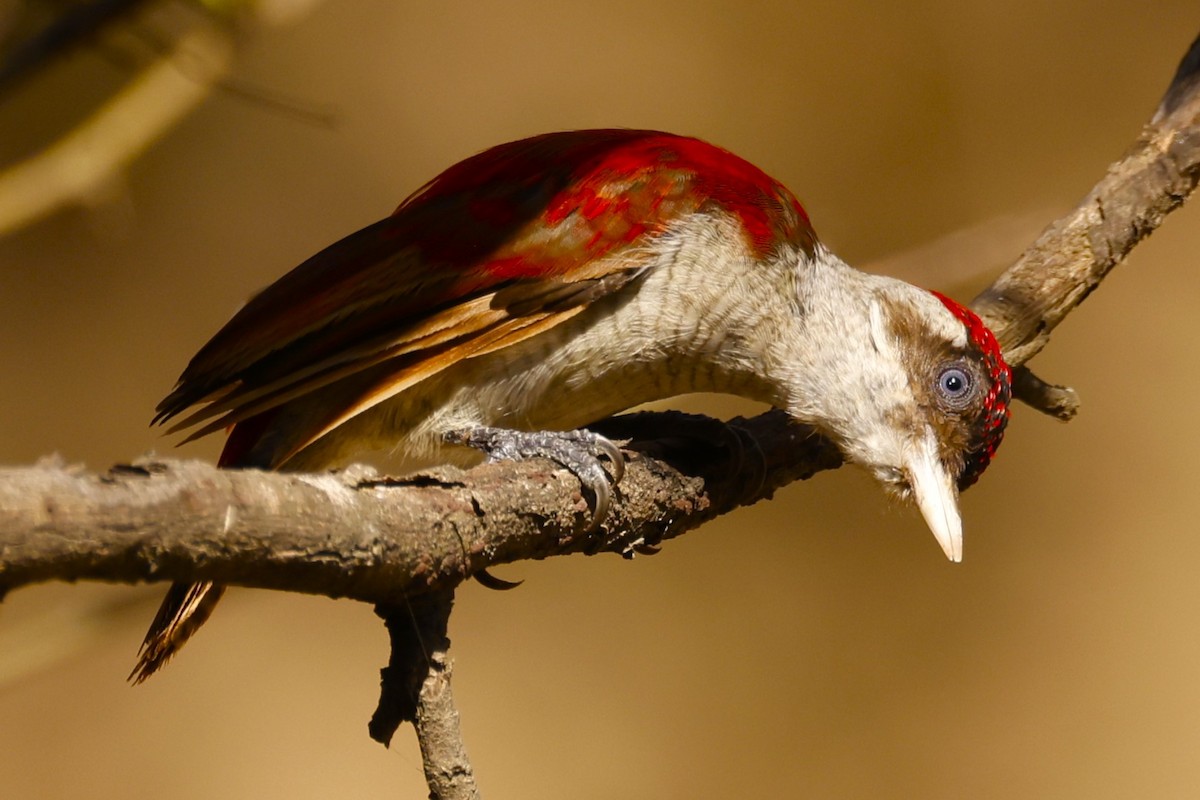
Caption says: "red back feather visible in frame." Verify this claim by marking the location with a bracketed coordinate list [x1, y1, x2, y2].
[398, 130, 815, 267]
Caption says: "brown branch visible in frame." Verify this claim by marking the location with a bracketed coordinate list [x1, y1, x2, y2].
[971, 32, 1200, 376]
[0, 412, 837, 601]
[372, 592, 479, 800]
[1010, 366, 1080, 422]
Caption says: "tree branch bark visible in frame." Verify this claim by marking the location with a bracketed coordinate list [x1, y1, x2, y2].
[0, 411, 839, 601]
[972, 32, 1200, 375]
[372, 591, 480, 799]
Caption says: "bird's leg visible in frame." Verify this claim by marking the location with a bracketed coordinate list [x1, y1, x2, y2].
[443, 426, 625, 534]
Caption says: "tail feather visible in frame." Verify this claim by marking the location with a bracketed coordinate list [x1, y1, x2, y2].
[131, 413, 276, 683]
[129, 581, 226, 684]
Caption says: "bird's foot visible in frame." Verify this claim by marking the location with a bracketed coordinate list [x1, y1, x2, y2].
[443, 426, 624, 533]
[592, 410, 768, 501]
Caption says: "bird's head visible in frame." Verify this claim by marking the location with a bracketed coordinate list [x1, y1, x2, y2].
[787, 271, 1012, 562]
[864, 287, 1010, 561]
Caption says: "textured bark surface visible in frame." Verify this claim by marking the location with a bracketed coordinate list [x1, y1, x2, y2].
[371, 591, 480, 800]
[972, 34, 1200, 375]
[0, 412, 839, 600]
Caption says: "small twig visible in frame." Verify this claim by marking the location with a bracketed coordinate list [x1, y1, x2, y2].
[1010, 367, 1080, 422]
[370, 590, 479, 800]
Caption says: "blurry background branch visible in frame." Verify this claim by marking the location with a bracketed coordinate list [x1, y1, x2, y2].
[0, 18, 232, 233]
[0, 0, 327, 235]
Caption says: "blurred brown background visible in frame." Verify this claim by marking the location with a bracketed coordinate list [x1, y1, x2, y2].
[2, 1, 1199, 797]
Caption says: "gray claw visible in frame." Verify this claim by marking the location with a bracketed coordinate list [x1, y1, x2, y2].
[445, 426, 624, 532]
[594, 436, 625, 484]
[473, 568, 524, 591]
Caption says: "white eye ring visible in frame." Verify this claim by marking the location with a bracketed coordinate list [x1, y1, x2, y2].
[936, 363, 974, 408]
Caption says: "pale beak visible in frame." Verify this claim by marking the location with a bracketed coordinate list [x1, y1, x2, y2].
[905, 431, 963, 562]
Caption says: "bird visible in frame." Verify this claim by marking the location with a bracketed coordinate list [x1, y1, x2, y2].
[131, 128, 1012, 683]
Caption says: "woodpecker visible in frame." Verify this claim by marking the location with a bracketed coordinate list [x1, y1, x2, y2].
[132, 129, 1012, 682]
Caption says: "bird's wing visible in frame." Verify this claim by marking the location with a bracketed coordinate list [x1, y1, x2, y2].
[155, 130, 813, 465]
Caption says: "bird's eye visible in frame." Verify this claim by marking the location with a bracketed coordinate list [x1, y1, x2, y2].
[935, 363, 975, 408]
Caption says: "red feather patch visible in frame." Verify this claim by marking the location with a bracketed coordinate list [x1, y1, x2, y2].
[396, 129, 817, 269]
[931, 291, 1012, 490]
